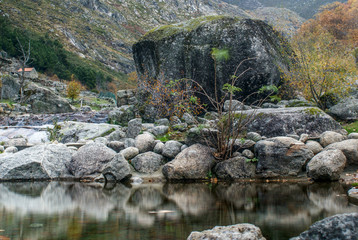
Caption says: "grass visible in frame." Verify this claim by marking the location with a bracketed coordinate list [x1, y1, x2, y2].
[343, 121, 358, 134]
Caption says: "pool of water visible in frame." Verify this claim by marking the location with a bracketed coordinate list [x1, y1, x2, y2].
[0, 181, 357, 240]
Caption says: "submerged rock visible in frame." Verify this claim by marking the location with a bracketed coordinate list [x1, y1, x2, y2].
[187, 223, 266, 240]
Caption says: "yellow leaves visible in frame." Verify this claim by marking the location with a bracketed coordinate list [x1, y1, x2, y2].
[67, 80, 82, 102]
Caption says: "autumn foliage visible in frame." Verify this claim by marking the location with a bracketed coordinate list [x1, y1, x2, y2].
[67, 76, 82, 102]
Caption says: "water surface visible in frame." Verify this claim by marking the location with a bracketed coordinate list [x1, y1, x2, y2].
[0, 182, 357, 240]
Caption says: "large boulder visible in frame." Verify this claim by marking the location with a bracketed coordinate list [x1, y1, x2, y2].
[162, 144, 215, 180]
[108, 105, 136, 125]
[135, 133, 156, 153]
[131, 152, 165, 173]
[133, 16, 291, 109]
[291, 213, 358, 240]
[255, 137, 314, 177]
[187, 224, 266, 240]
[329, 97, 358, 121]
[325, 139, 358, 166]
[67, 142, 116, 178]
[101, 153, 132, 182]
[243, 107, 345, 138]
[213, 156, 256, 179]
[162, 140, 183, 159]
[24, 82, 73, 114]
[0, 144, 72, 180]
[1, 75, 20, 100]
[306, 149, 346, 181]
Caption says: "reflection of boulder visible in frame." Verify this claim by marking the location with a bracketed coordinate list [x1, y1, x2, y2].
[127, 187, 164, 210]
[163, 183, 215, 216]
[215, 183, 257, 209]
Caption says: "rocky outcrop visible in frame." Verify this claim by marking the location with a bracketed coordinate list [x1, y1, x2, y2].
[0, 144, 72, 180]
[187, 224, 266, 240]
[244, 107, 345, 138]
[306, 149, 346, 181]
[133, 16, 292, 109]
[255, 137, 314, 177]
[162, 144, 215, 180]
[291, 213, 358, 240]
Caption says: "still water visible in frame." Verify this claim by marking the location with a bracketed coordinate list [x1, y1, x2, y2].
[0, 181, 357, 240]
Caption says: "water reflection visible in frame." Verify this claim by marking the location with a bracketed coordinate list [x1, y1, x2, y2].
[0, 181, 357, 240]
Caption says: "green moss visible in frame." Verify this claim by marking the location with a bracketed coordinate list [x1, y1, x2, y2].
[343, 121, 358, 134]
[303, 107, 322, 116]
[100, 128, 116, 137]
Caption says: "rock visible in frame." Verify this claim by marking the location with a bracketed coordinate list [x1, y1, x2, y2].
[134, 16, 291, 107]
[68, 143, 116, 178]
[155, 118, 170, 126]
[162, 144, 215, 180]
[306, 149, 346, 181]
[172, 123, 188, 132]
[329, 97, 358, 121]
[105, 129, 126, 141]
[290, 213, 358, 240]
[24, 82, 73, 114]
[60, 121, 120, 143]
[121, 147, 139, 160]
[187, 223, 266, 240]
[135, 133, 156, 153]
[186, 127, 218, 147]
[117, 89, 136, 106]
[162, 140, 183, 159]
[0, 146, 4, 152]
[182, 113, 196, 125]
[242, 149, 254, 159]
[108, 105, 135, 125]
[170, 116, 182, 125]
[0, 75, 20, 100]
[6, 137, 27, 147]
[305, 141, 323, 155]
[224, 100, 251, 111]
[232, 139, 256, 152]
[320, 131, 346, 148]
[255, 137, 314, 177]
[348, 133, 358, 139]
[94, 137, 108, 145]
[299, 134, 309, 143]
[131, 152, 165, 173]
[243, 107, 345, 138]
[149, 125, 169, 137]
[80, 106, 92, 112]
[287, 134, 300, 140]
[153, 142, 164, 154]
[4, 146, 18, 153]
[213, 156, 256, 179]
[325, 139, 358, 166]
[0, 144, 72, 180]
[247, 132, 262, 142]
[181, 144, 188, 151]
[127, 118, 142, 138]
[101, 153, 131, 182]
[123, 138, 135, 148]
[348, 188, 358, 203]
[107, 141, 125, 152]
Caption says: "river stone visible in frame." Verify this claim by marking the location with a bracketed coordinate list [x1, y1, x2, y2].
[299, 134, 309, 143]
[24, 82, 73, 114]
[0, 144, 72, 180]
[324, 139, 358, 166]
[213, 156, 256, 179]
[242, 149, 254, 159]
[306, 149, 346, 181]
[124, 138, 135, 148]
[187, 223, 266, 240]
[155, 118, 170, 126]
[121, 147, 139, 160]
[127, 118, 142, 138]
[149, 125, 169, 137]
[290, 213, 358, 240]
[153, 142, 164, 154]
[6, 137, 28, 147]
[134, 16, 291, 108]
[105, 129, 126, 141]
[101, 153, 131, 182]
[107, 141, 125, 152]
[94, 137, 108, 145]
[131, 152, 165, 173]
[243, 107, 345, 138]
[348, 188, 358, 203]
[162, 144, 215, 180]
[68, 143, 116, 178]
[135, 133, 156, 153]
[162, 140, 183, 159]
[320, 131, 346, 148]
[348, 133, 358, 139]
[305, 141, 323, 155]
[255, 137, 314, 177]
[4, 146, 18, 154]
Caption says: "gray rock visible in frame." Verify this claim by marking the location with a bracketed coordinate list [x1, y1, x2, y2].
[348, 188, 358, 203]
[108, 105, 135, 125]
[170, 116, 182, 125]
[348, 133, 358, 139]
[105, 129, 126, 141]
[305, 141, 323, 155]
[124, 138, 135, 148]
[153, 142, 164, 154]
[286, 134, 300, 140]
[107, 141, 125, 152]
[134, 16, 290, 107]
[121, 147, 139, 160]
[135, 133, 156, 153]
[101, 153, 131, 182]
[127, 118, 142, 138]
[68, 143, 116, 178]
[213, 156, 256, 179]
[162, 144, 215, 180]
[186, 127, 218, 147]
[155, 118, 170, 126]
[142, 123, 155, 131]
[329, 97, 358, 121]
[131, 152, 165, 173]
[172, 123, 188, 132]
[306, 149, 346, 181]
[6, 137, 27, 146]
[232, 139, 256, 152]
[242, 149, 254, 159]
[162, 140, 183, 159]
[290, 213, 358, 240]
[181, 144, 188, 151]
[325, 139, 358, 166]
[299, 134, 309, 143]
[4, 146, 18, 153]
[0, 144, 72, 180]
[255, 137, 314, 177]
[187, 223, 266, 240]
[320, 131, 346, 148]
[80, 106, 92, 112]
[94, 137, 108, 145]
[149, 125, 169, 137]
[0, 146, 4, 152]
[182, 113, 196, 125]
[243, 107, 345, 138]
[1, 75, 20, 100]
[247, 132, 262, 142]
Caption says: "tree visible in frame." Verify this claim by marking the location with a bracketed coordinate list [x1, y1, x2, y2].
[67, 75, 82, 102]
[16, 37, 31, 103]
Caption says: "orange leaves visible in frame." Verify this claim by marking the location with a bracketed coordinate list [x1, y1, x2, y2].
[67, 80, 82, 102]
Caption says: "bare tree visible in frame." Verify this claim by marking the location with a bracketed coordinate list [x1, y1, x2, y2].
[16, 37, 31, 103]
